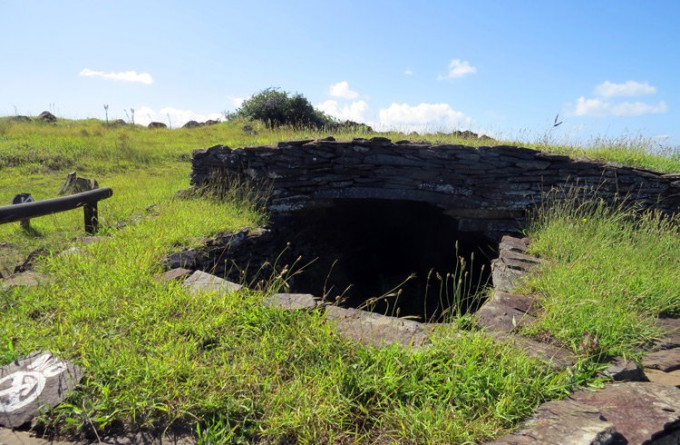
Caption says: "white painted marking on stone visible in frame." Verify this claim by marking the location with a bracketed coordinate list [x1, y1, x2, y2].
[0, 353, 68, 413]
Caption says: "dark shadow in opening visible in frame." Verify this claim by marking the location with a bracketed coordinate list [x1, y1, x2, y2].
[218, 199, 498, 322]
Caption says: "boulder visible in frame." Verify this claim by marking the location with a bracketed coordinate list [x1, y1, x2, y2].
[37, 111, 56, 123]
[9, 115, 31, 123]
[147, 121, 167, 129]
[182, 120, 202, 129]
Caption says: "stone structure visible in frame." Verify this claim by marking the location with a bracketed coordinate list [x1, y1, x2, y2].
[191, 137, 680, 237]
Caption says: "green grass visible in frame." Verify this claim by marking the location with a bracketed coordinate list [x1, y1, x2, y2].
[520, 194, 679, 359]
[523, 133, 680, 173]
[0, 118, 677, 443]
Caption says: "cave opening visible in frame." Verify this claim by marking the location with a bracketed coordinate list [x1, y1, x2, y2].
[219, 199, 498, 322]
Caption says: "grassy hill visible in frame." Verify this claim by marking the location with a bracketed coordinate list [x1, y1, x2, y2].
[0, 117, 677, 444]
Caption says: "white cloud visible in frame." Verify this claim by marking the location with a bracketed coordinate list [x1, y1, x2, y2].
[329, 81, 359, 99]
[317, 99, 371, 123]
[319, 81, 472, 133]
[573, 97, 610, 116]
[404, 68, 413, 76]
[231, 97, 245, 108]
[594, 80, 656, 98]
[609, 100, 668, 116]
[79, 68, 154, 85]
[572, 97, 668, 117]
[438, 59, 476, 80]
[571, 80, 667, 117]
[132, 106, 222, 127]
[377, 102, 472, 132]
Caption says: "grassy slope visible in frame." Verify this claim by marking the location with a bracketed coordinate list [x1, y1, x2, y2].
[0, 118, 678, 443]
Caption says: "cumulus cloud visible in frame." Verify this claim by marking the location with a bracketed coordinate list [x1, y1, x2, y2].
[329, 81, 359, 99]
[594, 80, 656, 98]
[319, 81, 472, 133]
[231, 97, 245, 108]
[570, 80, 667, 117]
[573, 97, 668, 117]
[132, 106, 222, 127]
[317, 99, 371, 123]
[377, 102, 472, 132]
[79, 68, 154, 85]
[438, 59, 476, 80]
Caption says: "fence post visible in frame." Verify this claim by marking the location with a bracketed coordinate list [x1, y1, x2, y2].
[11, 193, 34, 231]
[84, 203, 98, 234]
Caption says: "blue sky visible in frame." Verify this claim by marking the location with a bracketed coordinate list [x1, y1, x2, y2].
[2, 0, 678, 147]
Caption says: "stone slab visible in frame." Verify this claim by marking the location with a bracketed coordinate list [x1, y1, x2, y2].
[0, 428, 76, 445]
[264, 293, 318, 310]
[645, 369, 680, 387]
[490, 261, 524, 293]
[603, 357, 645, 382]
[155, 268, 193, 283]
[570, 382, 680, 445]
[0, 352, 84, 428]
[0, 428, 197, 444]
[643, 348, 680, 372]
[1, 271, 50, 289]
[655, 318, 680, 350]
[324, 306, 428, 348]
[497, 236, 530, 254]
[490, 332, 577, 369]
[475, 292, 537, 334]
[485, 399, 616, 445]
[182, 271, 242, 294]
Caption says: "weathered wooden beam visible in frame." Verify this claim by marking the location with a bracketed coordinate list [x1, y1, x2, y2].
[0, 188, 113, 233]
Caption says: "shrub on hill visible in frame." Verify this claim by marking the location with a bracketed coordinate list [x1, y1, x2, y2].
[235, 87, 369, 131]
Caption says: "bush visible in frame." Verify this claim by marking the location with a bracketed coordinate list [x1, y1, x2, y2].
[236, 88, 331, 129]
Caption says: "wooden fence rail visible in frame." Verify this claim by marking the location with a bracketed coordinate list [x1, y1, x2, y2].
[0, 188, 113, 234]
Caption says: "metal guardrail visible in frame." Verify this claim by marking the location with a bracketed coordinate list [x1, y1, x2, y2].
[0, 188, 113, 234]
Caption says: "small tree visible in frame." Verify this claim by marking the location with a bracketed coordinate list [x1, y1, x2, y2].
[236, 88, 331, 129]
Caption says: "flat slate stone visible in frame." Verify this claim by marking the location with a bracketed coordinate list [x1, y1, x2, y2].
[570, 382, 680, 444]
[1, 271, 50, 289]
[485, 399, 616, 445]
[183, 270, 242, 294]
[491, 261, 525, 293]
[643, 348, 680, 372]
[497, 236, 530, 254]
[264, 293, 318, 310]
[155, 267, 193, 283]
[645, 369, 680, 387]
[324, 306, 428, 348]
[475, 291, 537, 334]
[604, 356, 645, 382]
[0, 351, 84, 428]
[491, 332, 577, 369]
[0, 428, 197, 444]
[0, 428, 75, 445]
[656, 318, 680, 350]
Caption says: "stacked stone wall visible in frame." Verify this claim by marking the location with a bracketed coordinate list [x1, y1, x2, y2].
[191, 137, 680, 234]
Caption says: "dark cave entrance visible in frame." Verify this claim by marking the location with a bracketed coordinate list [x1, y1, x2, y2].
[219, 199, 498, 322]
